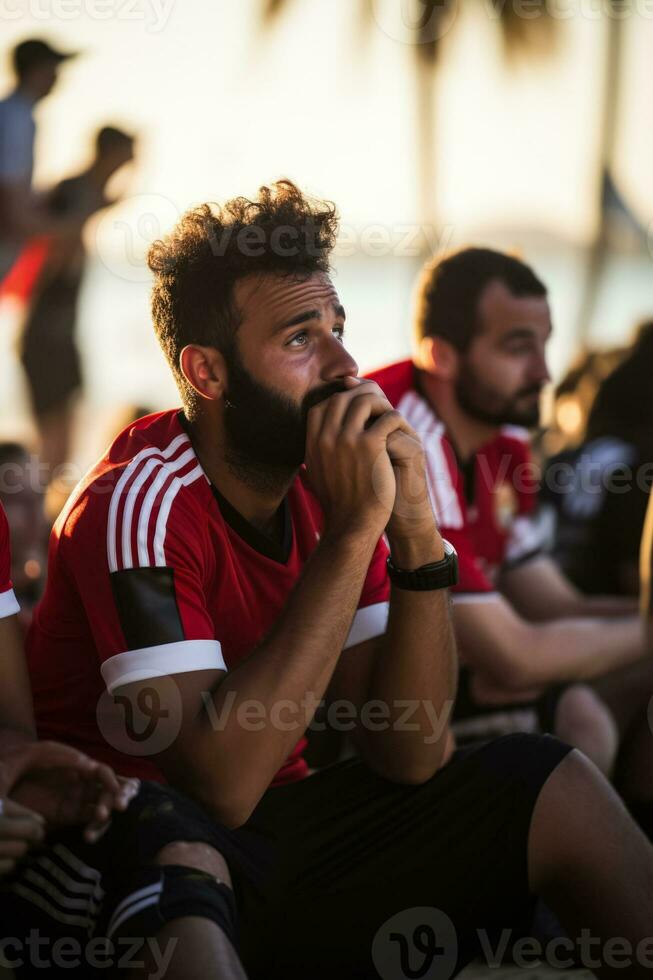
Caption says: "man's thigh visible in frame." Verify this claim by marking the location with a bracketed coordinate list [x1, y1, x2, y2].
[252, 733, 571, 980]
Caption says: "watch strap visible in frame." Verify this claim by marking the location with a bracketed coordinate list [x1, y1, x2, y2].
[386, 539, 458, 591]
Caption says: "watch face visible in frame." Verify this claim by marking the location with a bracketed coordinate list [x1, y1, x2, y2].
[442, 538, 457, 558]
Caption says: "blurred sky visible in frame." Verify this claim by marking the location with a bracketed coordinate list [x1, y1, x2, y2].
[2, 1, 653, 453]
[2, 0, 653, 238]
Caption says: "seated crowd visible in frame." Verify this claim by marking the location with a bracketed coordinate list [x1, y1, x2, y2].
[1, 180, 653, 979]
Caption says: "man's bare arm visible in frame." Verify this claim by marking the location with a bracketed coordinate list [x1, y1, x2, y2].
[329, 432, 457, 783]
[0, 615, 36, 752]
[454, 593, 645, 692]
[499, 555, 637, 620]
[0, 615, 136, 840]
[117, 383, 414, 827]
[0, 181, 86, 241]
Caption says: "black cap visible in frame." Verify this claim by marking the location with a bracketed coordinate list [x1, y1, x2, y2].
[13, 38, 78, 77]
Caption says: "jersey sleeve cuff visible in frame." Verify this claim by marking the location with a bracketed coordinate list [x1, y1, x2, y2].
[101, 638, 226, 693]
[0, 587, 20, 619]
[344, 601, 389, 649]
[501, 547, 544, 573]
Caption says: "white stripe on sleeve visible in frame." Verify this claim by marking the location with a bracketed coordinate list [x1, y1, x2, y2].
[107, 433, 189, 572]
[0, 587, 19, 619]
[344, 601, 389, 650]
[101, 638, 226, 693]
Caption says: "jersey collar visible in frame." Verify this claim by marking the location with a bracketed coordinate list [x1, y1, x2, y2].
[210, 484, 293, 564]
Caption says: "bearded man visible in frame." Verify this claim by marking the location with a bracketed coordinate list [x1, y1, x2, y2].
[368, 247, 653, 834]
[22, 195, 653, 979]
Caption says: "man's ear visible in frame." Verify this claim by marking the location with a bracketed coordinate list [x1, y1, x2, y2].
[416, 336, 459, 382]
[179, 345, 228, 403]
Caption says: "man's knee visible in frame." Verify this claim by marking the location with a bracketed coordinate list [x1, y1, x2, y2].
[106, 845, 237, 947]
[555, 685, 618, 775]
[532, 746, 630, 850]
[528, 748, 617, 892]
[153, 841, 232, 888]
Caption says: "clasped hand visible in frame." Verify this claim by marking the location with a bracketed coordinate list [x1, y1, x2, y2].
[0, 741, 139, 876]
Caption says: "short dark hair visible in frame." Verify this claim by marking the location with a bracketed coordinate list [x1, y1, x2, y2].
[148, 180, 339, 418]
[12, 38, 72, 80]
[414, 246, 547, 350]
[95, 126, 134, 158]
[586, 320, 653, 445]
[0, 442, 29, 470]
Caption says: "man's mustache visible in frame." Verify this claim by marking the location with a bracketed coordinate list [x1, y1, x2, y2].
[301, 381, 349, 416]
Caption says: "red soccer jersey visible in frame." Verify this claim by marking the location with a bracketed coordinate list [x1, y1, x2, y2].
[367, 360, 546, 597]
[0, 503, 20, 619]
[27, 410, 390, 784]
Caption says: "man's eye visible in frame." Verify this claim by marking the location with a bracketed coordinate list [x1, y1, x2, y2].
[334, 326, 345, 342]
[287, 331, 308, 347]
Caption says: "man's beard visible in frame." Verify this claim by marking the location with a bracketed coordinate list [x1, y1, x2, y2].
[222, 345, 345, 489]
[455, 360, 542, 429]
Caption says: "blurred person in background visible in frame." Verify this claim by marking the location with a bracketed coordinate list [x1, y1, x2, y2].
[544, 321, 653, 597]
[543, 347, 625, 458]
[369, 247, 653, 837]
[0, 442, 47, 626]
[0, 38, 85, 286]
[18, 125, 136, 483]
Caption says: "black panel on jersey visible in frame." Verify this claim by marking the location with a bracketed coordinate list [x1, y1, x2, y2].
[111, 567, 185, 650]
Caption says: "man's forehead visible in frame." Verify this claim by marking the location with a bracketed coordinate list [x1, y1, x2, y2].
[477, 279, 550, 336]
[236, 273, 341, 323]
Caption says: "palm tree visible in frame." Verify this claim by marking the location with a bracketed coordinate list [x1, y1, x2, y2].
[576, 19, 647, 340]
[261, 0, 556, 230]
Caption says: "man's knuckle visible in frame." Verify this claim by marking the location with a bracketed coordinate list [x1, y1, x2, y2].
[318, 434, 334, 453]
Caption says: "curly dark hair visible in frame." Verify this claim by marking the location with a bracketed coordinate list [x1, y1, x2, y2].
[148, 180, 339, 418]
[414, 247, 547, 351]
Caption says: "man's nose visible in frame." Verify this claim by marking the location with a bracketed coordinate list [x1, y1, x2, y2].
[532, 351, 551, 386]
[322, 337, 359, 382]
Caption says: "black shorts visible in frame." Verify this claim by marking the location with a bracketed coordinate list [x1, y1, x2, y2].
[452, 668, 565, 746]
[1, 732, 571, 979]
[20, 278, 82, 418]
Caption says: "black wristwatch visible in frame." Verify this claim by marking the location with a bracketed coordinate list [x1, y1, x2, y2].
[387, 539, 458, 591]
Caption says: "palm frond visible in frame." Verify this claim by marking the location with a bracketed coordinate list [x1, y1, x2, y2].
[261, 0, 557, 65]
[261, 0, 289, 23]
[415, 0, 452, 65]
[494, 1, 558, 60]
